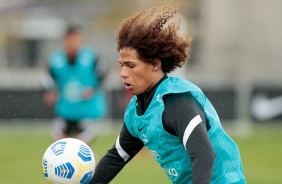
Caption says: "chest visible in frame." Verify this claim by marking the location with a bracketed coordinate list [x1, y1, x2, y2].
[127, 97, 167, 146]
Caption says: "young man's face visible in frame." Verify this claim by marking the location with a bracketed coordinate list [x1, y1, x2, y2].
[119, 48, 160, 95]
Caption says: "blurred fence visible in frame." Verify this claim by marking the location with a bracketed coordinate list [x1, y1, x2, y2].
[1, 86, 281, 123]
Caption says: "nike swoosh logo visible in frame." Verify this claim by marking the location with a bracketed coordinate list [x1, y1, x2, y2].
[251, 93, 282, 121]
[138, 125, 144, 132]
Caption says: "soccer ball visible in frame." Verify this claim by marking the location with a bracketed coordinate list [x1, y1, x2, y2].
[42, 138, 95, 184]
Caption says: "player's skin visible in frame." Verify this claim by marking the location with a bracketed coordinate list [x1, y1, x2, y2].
[119, 48, 163, 96]
[64, 29, 83, 59]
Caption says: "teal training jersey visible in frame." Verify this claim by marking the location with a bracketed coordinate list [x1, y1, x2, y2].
[124, 77, 245, 184]
[49, 47, 107, 121]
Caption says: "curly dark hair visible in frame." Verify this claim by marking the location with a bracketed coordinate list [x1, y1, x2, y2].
[116, 3, 192, 73]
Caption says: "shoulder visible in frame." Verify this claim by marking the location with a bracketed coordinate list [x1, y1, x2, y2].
[48, 50, 65, 68]
[161, 77, 207, 106]
[164, 92, 199, 110]
[80, 47, 97, 57]
[162, 92, 206, 135]
[159, 77, 203, 95]
[79, 47, 98, 64]
[163, 92, 205, 120]
[49, 50, 63, 60]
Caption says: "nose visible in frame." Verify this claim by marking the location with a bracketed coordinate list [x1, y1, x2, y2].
[119, 66, 128, 79]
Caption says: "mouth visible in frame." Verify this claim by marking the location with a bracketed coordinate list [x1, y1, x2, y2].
[123, 82, 134, 90]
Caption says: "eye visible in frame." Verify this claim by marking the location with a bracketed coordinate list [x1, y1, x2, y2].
[128, 64, 135, 68]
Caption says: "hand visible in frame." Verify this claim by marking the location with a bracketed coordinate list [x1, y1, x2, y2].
[82, 88, 94, 100]
[43, 91, 57, 106]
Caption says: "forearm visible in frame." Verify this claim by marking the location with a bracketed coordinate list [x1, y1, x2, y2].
[90, 125, 143, 183]
[190, 147, 215, 184]
[90, 148, 128, 183]
[187, 124, 216, 184]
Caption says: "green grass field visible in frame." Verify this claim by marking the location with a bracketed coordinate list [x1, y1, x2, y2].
[0, 120, 281, 184]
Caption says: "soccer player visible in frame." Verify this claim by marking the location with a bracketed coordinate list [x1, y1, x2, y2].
[42, 25, 108, 145]
[90, 3, 246, 184]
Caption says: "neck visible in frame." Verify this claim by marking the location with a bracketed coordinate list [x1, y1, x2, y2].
[145, 73, 166, 93]
[143, 74, 167, 95]
[136, 74, 167, 115]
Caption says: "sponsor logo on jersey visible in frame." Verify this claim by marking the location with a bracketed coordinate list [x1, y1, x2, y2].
[141, 133, 148, 142]
[156, 94, 163, 105]
[150, 150, 160, 160]
[162, 166, 179, 177]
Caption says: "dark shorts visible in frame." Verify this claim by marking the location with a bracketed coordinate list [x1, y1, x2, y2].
[51, 117, 99, 143]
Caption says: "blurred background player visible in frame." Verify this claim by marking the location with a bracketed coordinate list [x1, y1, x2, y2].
[42, 25, 108, 145]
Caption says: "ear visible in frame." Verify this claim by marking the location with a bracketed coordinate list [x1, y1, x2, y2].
[152, 59, 161, 71]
